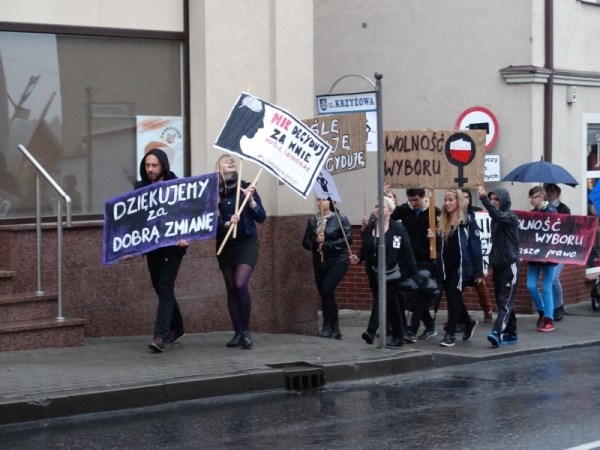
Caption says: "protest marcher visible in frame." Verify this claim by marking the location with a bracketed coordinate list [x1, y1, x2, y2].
[303, 196, 352, 340]
[352, 196, 417, 348]
[216, 155, 266, 350]
[130, 148, 189, 353]
[462, 189, 493, 323]
[391, 188, 440, 343]
[527, 185, 557, 332]
[478, 186, 520, 347]
[435, 189, 483, 347]
[544, 183, 571, 321]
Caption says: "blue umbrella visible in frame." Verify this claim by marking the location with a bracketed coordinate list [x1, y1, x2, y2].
[502, 160, 578, 187]
[589, 180, 600, 216]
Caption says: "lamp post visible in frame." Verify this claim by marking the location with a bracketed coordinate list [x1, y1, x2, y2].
[325, 72, 385, 348]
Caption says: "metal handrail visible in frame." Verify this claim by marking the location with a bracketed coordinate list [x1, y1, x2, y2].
[17, 144, 72, 322]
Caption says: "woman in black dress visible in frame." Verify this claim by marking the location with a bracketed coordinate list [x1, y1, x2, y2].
[216, 155, 266, 349]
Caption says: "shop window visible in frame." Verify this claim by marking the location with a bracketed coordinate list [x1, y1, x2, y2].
[0, 31, 184, 221]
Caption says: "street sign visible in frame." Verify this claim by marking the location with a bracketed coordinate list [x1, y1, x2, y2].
[91, 102, 135, 119]
[455, 106, 499, 152]
[316, 91, 378, 151]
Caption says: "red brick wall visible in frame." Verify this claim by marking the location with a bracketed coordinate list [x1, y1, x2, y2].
[339, 225, 591, 313]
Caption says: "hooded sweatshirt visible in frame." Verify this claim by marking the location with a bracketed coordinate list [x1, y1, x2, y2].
[134, 148, 186, 260]
[479, 188, 519, 269]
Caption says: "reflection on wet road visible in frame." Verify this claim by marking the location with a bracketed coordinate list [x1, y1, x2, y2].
[1, 346, 600, 449]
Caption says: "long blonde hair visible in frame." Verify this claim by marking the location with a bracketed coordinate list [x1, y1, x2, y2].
[438, 189, 467, 238]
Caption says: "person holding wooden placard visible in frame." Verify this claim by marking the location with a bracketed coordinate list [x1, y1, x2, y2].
[302, 196, 352, 340]
[215, 155, 266, 350]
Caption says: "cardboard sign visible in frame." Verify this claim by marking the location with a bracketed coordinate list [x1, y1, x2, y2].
[214, 93, 333, 198]
[383, 129, 485, 189]
[102, 173, 219, 265]
[303, 113, 367, 175]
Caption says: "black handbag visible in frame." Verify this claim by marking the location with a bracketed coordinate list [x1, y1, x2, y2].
[373, 264, 401, 281]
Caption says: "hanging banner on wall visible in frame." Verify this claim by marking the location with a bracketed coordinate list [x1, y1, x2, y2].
[214, 93, 333, 199]
[383, 129, 486, 189]
[136, 116, 185, 178]
[102, 172, 219, 265]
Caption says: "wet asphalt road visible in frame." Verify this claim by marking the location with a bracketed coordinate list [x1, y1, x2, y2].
[1, 346, 600, 449]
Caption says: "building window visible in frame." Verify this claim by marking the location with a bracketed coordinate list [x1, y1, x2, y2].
[585, 116, 600, 273]
[0, 30, 184, 221]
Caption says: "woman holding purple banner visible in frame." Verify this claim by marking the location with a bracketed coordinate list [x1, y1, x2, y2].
[215, 155, 266, 350]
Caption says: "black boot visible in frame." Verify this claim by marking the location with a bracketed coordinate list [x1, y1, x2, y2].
[331, 317, 341, 340]
[319, 323, 333, 338]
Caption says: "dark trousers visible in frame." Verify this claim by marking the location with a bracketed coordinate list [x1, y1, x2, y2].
[492, 262, 519, 335]
[407, 260, 436, 334]
[147, 255, 184, 339]
[314, 259, 349, 329]
[443, 270, 471, 335]
[366, 272, 405, 339]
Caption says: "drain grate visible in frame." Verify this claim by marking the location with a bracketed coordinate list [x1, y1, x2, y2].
[267, 361, 325, 390]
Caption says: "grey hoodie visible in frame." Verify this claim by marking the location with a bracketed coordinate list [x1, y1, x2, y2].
[479, 188, 520, 269]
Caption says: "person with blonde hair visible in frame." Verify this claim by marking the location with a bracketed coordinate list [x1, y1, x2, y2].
[352, 196, 417, 347]
[435, 189, 484, 347]
[215, 155, 266, 349]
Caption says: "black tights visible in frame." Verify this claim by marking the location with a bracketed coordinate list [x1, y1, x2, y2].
[221, 264, 254, 334]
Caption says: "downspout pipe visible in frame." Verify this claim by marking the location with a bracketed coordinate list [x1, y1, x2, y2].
[544, 0, 554, 162]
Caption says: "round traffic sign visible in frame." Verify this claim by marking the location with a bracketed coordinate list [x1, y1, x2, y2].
[455, 106, 499, 152]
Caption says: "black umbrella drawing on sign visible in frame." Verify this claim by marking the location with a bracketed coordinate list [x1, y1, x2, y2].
[444, 132, 476, 187]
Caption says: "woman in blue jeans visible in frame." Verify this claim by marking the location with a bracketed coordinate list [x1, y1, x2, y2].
[526, 185, 557, 332]
[303, 197, 352, 339]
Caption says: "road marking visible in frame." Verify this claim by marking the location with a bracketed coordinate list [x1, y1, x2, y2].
[564, 441, 600, 450]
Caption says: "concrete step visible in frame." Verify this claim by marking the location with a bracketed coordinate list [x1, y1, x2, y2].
[0, 317, 86, 352]
[0, 270, 15, 295]
[0, 291, 59, 323]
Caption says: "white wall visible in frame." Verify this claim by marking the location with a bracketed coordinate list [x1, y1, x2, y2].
[189, 0, 316, 217]
[0, 0, 183, 31]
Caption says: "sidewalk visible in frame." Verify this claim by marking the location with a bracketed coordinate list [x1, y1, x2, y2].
[1, 302, 599, 425]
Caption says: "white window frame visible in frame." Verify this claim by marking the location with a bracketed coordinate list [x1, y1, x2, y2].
[583, 113, 600, 275]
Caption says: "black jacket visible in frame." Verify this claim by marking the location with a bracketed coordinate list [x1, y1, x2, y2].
[134, 148, 187, 261]
[302, 211, 352, 266]
[391, 202, 440, 263]
[359, 220, 417, 281]
[479, 188, 519, 269]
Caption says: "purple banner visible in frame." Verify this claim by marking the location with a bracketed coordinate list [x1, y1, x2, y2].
[515, 211, 598, 265]
[102, 172, 219, 265]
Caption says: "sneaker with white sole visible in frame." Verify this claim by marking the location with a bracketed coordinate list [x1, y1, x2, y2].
[439, 333, 456, 347]
[463, 319, 478, 341]
[418, 328, 438, 340]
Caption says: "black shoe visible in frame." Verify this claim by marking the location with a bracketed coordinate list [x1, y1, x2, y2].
[463, 319, 478, 341]
[149, 336, 165, 353]
[164, 330, 185, 344]
[226, 333, 243, 348]
[439, 333, 456, 347]
[331, 329, 342, 340]
[362, 331, 375, 345]
[554, 305, 565, 321]
[241, 332, 253, 349]
[386, 338, 404, 349]
[319, 326, 333, 338]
